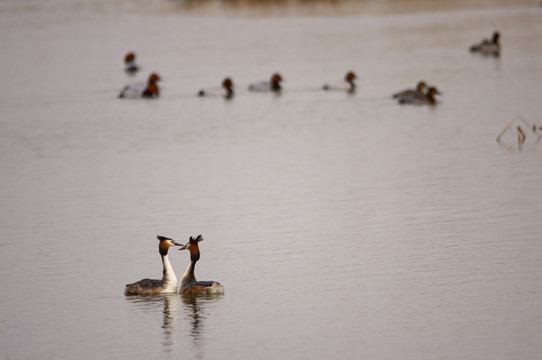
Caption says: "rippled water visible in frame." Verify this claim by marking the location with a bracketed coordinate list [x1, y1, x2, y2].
[1, 1, 542, 359]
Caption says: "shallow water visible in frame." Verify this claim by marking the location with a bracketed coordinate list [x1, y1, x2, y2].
[1, 1, 542, 359]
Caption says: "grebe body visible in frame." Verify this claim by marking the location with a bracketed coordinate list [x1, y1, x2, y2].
[119, 73, 161, 99]
[179, 235, 224, 295]
[124, 236, 182, 296]
[323, 71, 357, 92]
[198, 77, 234, 98]
[248, 73, 283, 92]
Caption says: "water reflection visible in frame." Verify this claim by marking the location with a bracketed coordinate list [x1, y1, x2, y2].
[496, 115, 541, 152]
[126, 294, 179, 353]
[180, 294, 224, 359]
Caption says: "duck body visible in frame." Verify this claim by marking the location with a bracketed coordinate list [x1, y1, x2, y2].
[125, 236, 182, 296]
[179, 235, 224, 295]
[198, 77, 234, 98]
[399, 87, 440, 105]
[248, 73, 282, 92]
[119, 73, 160, 99]
[470, 32, 500, 56]
[393, 81, 427, 99]
[323, 71, 356, 93]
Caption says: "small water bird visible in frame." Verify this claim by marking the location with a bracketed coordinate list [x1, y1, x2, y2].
[119, 73, 161, 99]
[398, 86, 441, 105]
[124, 236, 183, 296]
[124, 52, 140, 74]
[178, 235, 224, 295]
[469, 31, 500, 57]
[323, 71, 357, 93]
[248, 73, 283, 92]
[392, 81, 427, 99]
[198, 77, 234, 98]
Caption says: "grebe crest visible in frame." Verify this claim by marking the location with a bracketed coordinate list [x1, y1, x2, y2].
[178, 235, 224, 295]
[124, 235, 182, 296]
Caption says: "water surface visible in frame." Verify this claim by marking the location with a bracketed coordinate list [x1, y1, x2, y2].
[1, 1, 541, 359]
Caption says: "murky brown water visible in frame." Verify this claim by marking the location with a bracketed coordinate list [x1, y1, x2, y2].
[1, 1, 541, 359]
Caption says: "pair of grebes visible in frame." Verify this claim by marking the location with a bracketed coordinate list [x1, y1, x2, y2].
[125, 235, 224, 296]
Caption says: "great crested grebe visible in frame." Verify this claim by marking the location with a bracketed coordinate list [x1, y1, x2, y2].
[178, 235, 224, 295]
[248, 73, 283, 92]
[323, 71, 357, 93]
[119, 72, 161, 99]
[124, 236, 183, 296]
[124, 52, 140, 74]
[198, 77, 234, 98]
[470, 31, 500, 57]
[398, 86, 441, 105]
[392, 81, 427, 99]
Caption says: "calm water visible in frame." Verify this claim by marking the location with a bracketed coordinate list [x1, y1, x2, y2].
[1, 0, 542, 359]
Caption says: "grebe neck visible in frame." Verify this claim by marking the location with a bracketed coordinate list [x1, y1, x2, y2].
[161, 254, 177, 284]
[181, 260, 197, 284]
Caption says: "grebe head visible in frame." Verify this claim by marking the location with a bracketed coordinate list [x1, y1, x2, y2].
[157, 235, 183, 255]
[427, 87, 441, 97]
[345, 71, 356, 83]
[125, 52, 136, 63]
[179, 235, 203, 262]
[416, 81, 427, 93]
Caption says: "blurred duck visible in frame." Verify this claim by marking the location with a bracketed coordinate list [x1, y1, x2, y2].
[398, 87, 441, 105]
[119, 73, 161, 99]
[198, 77, 234, 98]
[470, 31, 500, 57]
[178, 235, 224, 295]
[392, 81, 427, 99]
[248, 73, 283, 92]
[323, 71, 357, 93]
[124, 52, 140, 74]
[124, 236, 183, 296]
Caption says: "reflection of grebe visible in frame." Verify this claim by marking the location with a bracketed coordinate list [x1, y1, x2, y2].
[178, 235, 224, 295]
[125, 236, 183, 296]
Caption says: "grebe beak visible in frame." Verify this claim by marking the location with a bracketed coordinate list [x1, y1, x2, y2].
[178, 244, 188, 251]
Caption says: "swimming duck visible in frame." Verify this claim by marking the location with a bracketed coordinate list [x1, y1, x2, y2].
[248, 73, 283, 92]
[124, 52, 140, 74]
[119, 73, 161, 99]
[470, 31, 500, 57]
[392, 81, 427, 99]
[124, 236, 183, 296]
[398, 87, 441, 105]
[198, 77, 234, 98]
[323, 71, 357, 93]
[178, 235, 224, 295]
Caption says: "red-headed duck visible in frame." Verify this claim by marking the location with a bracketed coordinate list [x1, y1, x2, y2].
[119, 73, 161, 99]
[198, 77, 234, 98]
[248, 73, 283, 92]
[323, 71, 357, 93]
[398, 86, 441, 105]
[124, 52, 140, 74]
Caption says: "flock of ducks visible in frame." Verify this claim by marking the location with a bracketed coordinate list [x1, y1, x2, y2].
[123, 32, 502, 297]
[118, 32, 500, 106]
[125, 235, 224, 296]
